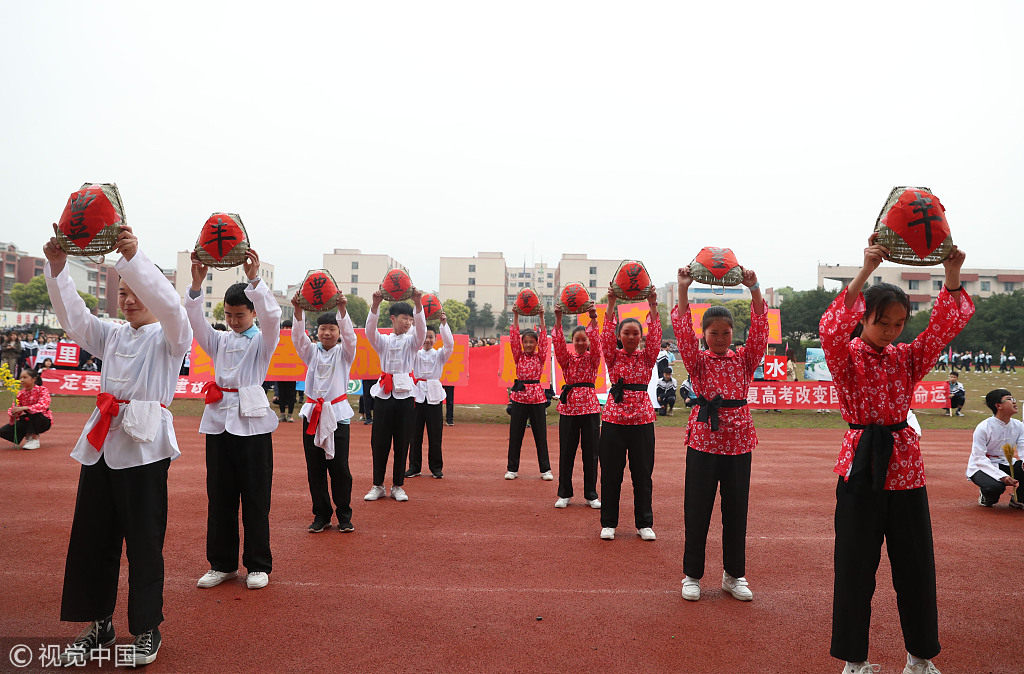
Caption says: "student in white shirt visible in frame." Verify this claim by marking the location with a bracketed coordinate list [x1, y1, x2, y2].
[967, 388, 1023, 509]
[364, 289, 426, 502]
[45, 225, 191, 667]
[291, 294, 357, 533]
[405, 312, 454, 479]
[185, 250, 280, 591]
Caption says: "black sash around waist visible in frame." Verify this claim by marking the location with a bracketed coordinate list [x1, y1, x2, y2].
[848, 420, 910, 491]
[511, 379, 540, 392]
[609, 378, 649, 403]
[694, 395, 748, 432]
[559, 382, 596, 404]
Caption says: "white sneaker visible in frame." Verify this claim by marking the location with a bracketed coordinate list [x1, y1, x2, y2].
[585, 498, 602, 509]
[636, 527, 656, 541]
[541, 471, 554, 481]
[364, 485, 386, 501]
[391, 486, 409, 502]
[845, 664, 881, 674]
[554, 497, 570, 508]
[504, 471, 518, 480]
[246, 571, 269, 589]
[600, 527, 615, 540]
[197, 570, 235, 588]
[722, 571, 753, 601]
[903, 658, 941, 674]
[681, 576, 701, 601]
[21, 437, 40, 450]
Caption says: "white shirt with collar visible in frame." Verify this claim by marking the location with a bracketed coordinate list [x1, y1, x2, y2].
[45, 250, 192, 469]
[293, 310, 356, 456]
[967, 415, 1024, 481]
[185, 279, 281, 436]
[366, 307, 426, 400]
[412, 321, 454, 404]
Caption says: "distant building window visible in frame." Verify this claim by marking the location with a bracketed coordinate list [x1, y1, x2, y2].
[873, 276, 882, 284]
[910, 302, 920, 312]
[469, 264, 476, 272]
[205, 302, 212, 308]
[352, 261, 358, 269]
[4, 263, 14, 273]
[207, 273, 213, 281]
[908, 280, 919, 290]
[468, 278, 475, 285]
[589, 291, 596, 300]
[468, 290, 475, 299]
[518, 282, 524, 287]
[351, 287, 358, 295]
[351, 275, 358, 282]
[981, 281, 991, 291]
[88, 271, 97, 281]
[589, 266, 597, 275]
[932, 280, 942, 291]
[589, 280, 597, 288]
[547, 273, 553, 278]
[547, 283, 553, 288]
[1005, 282, 1015, 292]
[206, 286, 213, 294]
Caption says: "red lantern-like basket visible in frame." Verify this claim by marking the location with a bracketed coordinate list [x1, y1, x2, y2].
[689, 247, 743, 287]
[421, 293, 443, 320]
[873, 186, 953, 266]
[297, 269, 342, 312]
[56, 182, 125, 259]
[610, 260, 654, 301]
[515, 288, 543, 316]
[380, 268, 414, 301]
[556, 281, 593, 314]
[194, 213, 250, 270]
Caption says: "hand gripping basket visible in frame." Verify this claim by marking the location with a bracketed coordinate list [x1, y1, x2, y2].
[873, 186, 952, 266]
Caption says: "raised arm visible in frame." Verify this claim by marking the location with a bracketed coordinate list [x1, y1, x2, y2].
[338, 310, 357, 364]
[366, 290, 385, 353]
[536, 308, 549, 361]
[411, 287, 427, 352]
[437, 314, 455, 364]
[42, 225, 112, 356]
[184, 252, 219, 357]
[585, 309, 601, 368]
[551, 308, 569, 369]
[509, 311, 523, 363]
[740, 268, 769, 374]
[290, 294, 316, 364]
[642, 290, 661, 369]
[600, 298, 618, 371]
[243, 249, 281, 364]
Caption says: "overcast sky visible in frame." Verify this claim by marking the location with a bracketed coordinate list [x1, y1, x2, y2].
[2, 1, 1022, 297]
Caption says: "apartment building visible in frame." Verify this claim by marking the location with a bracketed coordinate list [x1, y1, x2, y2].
[507, 260, 558, 310]
[174, 251, 275, 320]
[1, 241, 119, 317]
[323, 248, 408, 300]
[818, 264, 1024, 312]
[439, 252, 507, 311]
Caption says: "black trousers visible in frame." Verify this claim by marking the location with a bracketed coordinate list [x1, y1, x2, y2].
[0, 412, 52, 442]
[598, 422, 654, 529]
[276, 381, 296, 414]
[407, 401, 444, 474]
[948, 393, 965, 411]
[970, 462, 1024, 503]
[206, 432, 273, 574]
[302, 420, 352, 524]
[443, 385, 455, 423]
[507, 401, 551, 473]
[683, 448, 751, 579]
[371, 395, 413, 486]
[360, 381, 377, 419]
[831, 475, 939, 663]
[61, 456, 169, 635]
[557, 413, 599, 500]
[657, 389, 676, 415]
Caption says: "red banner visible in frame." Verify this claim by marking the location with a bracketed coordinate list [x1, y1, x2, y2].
[746, 381, 949, 409]
[763, 355, 787, 381]
[41, 370, 207, 399]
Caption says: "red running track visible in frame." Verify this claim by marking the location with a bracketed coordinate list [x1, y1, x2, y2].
[0, 414, 1020, 673]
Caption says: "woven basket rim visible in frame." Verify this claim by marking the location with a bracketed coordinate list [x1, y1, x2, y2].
[194, 213, 250, 270]
[555, 281, 593, 314]
[57, 183, 124, 256]
[873, 224, 953, 266]
[689, 260, 744, 287]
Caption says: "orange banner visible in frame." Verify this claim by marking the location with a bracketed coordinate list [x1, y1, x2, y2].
[498, 335, 552, 387]
[585, 302, 782, 344]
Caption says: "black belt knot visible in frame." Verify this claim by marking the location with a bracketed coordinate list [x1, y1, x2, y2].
[511, 379, 540, 392]
[559, 382, 595, 404]
[608, 378, 649, 403]
[694, 395, 748, 432]
[848, 421, 910, 491]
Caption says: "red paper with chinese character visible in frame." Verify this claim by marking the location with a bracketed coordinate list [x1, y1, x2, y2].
[515, 288, 541, 315]
[301, 272, 339, 310]
[881, 190, 950, 260]
[381, 269, 413, 301]
[613, 262, 651, 299]
[694, 247, 739, 281]
[421, 293, 442, 319]
[57, 186, 121, 251]
[199, 214, 244, 262]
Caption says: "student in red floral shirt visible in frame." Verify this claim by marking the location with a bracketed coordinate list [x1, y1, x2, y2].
[505, 307, 553, 481]
[598, 288, 660, 541]
[1, 368, 53, 450]
[673, 265, 766, 603]
[821, 234, 972, 674]
[552, 306, 601, 510]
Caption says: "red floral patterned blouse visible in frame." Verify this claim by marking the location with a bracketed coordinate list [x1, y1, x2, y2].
[672, 302, 768, 454]
[552, 320, 601, 416]
[600, 310, 660, 426]
[820, 287, 974, 490]
[9, 384, 53, 423]
[510, 322, 550, 405]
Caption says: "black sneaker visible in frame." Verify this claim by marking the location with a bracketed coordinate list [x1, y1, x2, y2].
[431, 472, 444, 479]
[308, 518, 330, 533]
[979, 492, 996, 507]
[59, 616, 115, 666]
[132, 627, 161, 666]
[445, 421, 454, 427]
[338, 521, 354, 533]
[405, 469, 421, 478]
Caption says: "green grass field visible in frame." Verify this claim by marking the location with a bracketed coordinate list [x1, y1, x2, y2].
[19, 365, 1020, 431]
